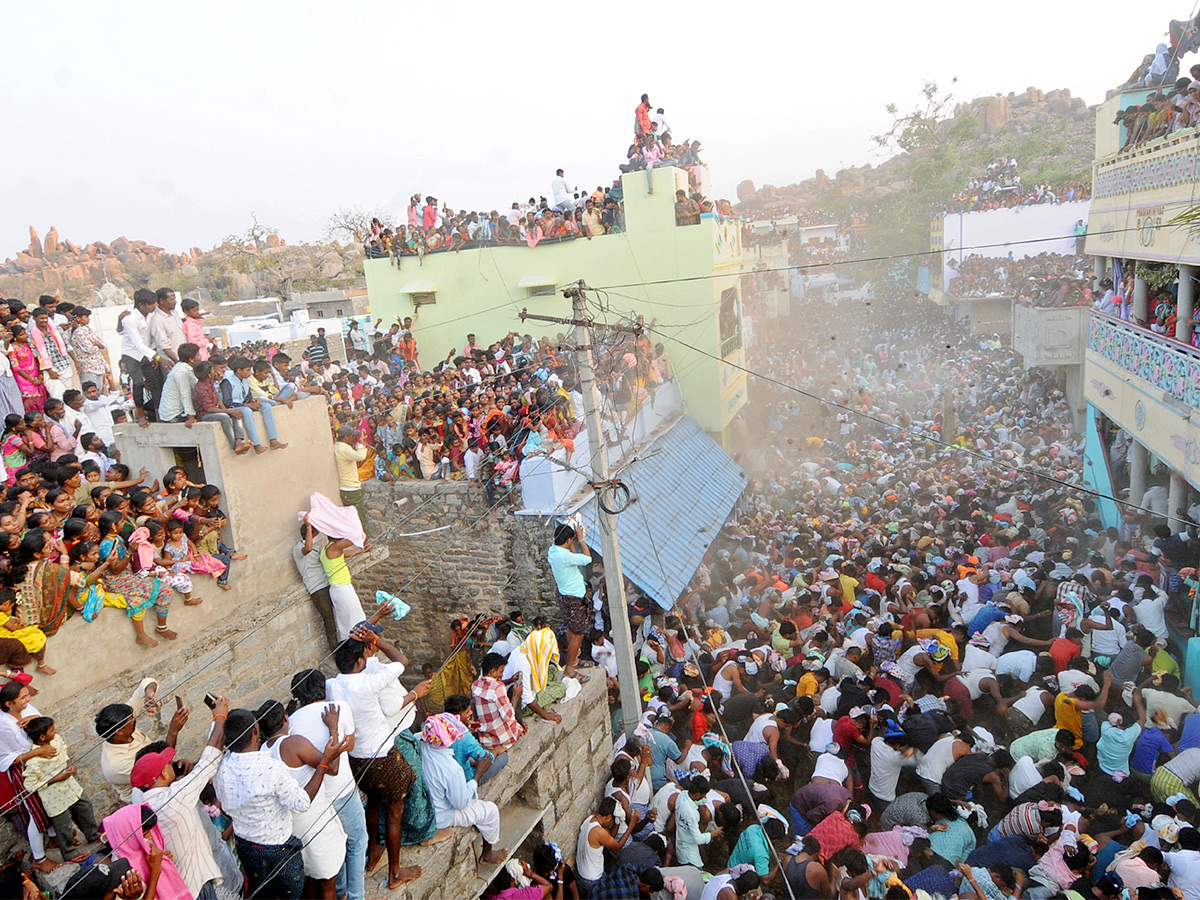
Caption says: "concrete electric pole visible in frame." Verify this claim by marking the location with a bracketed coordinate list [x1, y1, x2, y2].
[520, 283, 643, 737]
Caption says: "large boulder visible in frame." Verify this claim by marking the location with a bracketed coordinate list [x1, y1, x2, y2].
[43, 227, 60, 254]
[319, 253, 344, 279]
[111, 236, 132, 255]
[28, 227, 42, 259]
[223, 272, 257, 300]
[981, 96, 1013, 134]
[736, 179, 757, 202]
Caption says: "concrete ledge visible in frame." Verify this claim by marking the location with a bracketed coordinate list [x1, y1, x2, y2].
[383, 673, 613, 900]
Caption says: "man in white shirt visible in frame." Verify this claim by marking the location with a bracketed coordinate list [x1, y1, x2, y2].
[119, 289, 164, 424]
[551, 169, 575, 212]
[135, 696, 230, 900]
[289, 670, 367, 900]
[327, 626, 428, 890]
[1165, 827, 1200, 900]
[147, 288, 186, 368]
[213, 707, 342, 899]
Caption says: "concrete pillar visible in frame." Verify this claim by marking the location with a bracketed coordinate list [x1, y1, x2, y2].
[1093, 256, 1106, 289]
[1130, 440, 1149, 512]
[1169, 472, 1187, 530]
[1133, 270, 1149, 325]
[1063, 365, 1085, 433]
[1178, 265, 1196, 343]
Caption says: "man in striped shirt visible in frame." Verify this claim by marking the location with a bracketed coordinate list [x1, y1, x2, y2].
[135, 697, 229, 900]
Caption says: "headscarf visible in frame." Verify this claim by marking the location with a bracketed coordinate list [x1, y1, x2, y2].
[128, 527, 156, 571]
[521, 627, 559, 694]
[421, 712, 468, 748]
[102, 804, 191, 900]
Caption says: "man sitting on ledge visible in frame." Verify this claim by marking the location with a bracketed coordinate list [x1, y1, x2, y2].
[419, 711, 507, 866]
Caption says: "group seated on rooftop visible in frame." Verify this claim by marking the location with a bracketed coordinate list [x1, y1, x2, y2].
[950, 252, 1093, 306]
[1116, 66, 1200, 151]
[942, 157, 1091, 214]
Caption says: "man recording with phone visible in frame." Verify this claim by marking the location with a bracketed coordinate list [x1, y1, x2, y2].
[547, 518, 593, 680]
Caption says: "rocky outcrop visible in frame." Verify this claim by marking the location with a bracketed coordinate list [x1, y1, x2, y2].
[738, 86, 1095, 215]
[980, 96, 1012, 134]
[1, 225, 361, 307]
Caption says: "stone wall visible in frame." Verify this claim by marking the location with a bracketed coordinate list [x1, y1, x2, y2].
[0, 550, 386, 859]
[384, 674, 612, 900]
[356, 480, 564, 669]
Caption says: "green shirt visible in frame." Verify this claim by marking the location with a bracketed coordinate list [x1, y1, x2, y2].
[1010, 727, 1060, 762]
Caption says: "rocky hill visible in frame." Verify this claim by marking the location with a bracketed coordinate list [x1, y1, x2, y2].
[0, 225, 364, 306]
[736, 87, 1095, 212]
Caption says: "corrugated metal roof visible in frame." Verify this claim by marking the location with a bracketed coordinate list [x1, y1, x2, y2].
[579, 416, 746, 610]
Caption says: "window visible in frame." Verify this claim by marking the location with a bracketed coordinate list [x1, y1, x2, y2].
[411, 291, 437, 307]
[335, 307, 344, 317]
[719, 287, 742, 358]
[170, 446, 207, 485]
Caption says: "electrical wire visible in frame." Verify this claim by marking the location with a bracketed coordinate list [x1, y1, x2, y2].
[591, 215, 1200, 292]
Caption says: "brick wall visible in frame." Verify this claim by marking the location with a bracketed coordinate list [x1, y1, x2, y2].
[356, 480, 564, 670]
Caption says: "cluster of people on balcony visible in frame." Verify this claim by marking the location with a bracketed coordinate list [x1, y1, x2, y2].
[942, 158, 1091, 214]
[1116, 65, 1200, 151]
[948, 252, 1093, 306]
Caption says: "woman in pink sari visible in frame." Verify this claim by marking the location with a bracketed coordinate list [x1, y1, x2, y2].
[7, 325, 46, 413]
[102, 803, 192, 900]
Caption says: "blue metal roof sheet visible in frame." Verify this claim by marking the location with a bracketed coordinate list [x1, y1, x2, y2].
[579, 416, 747, 610]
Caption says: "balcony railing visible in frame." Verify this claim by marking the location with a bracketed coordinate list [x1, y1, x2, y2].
[719, 330, 743, 359]
[1088, 312, 1200, 408]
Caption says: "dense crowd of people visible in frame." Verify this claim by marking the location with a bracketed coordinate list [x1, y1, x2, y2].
[541, 295, 1200, 900]
[941, 158, 1090, 215]
[1116, 64, 1200, 152]
[948, 253, 1094, 306]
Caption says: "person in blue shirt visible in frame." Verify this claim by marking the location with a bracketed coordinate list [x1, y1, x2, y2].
[647, 714, 682, 792]
[1131, 723, 1176, 781]
[443, 695, 507, 786]
[547, 520, 593, 679]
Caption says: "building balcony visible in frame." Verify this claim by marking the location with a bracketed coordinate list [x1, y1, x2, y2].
[1086, 126, 1200, 264]
[1085, 312, 1200, 488]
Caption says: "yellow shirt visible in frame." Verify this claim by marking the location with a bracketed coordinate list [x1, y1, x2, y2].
[797, 672, 820, 697]
[1054, 693, 1083, 749]
[23, 734, 83, 817]
[333, 441, 367, 491]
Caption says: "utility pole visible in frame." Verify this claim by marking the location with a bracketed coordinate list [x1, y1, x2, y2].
[521, 284, 643, 737]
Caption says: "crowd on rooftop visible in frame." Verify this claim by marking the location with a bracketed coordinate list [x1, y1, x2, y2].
[1116, 63, 1200, 152]
[362, 95, 723, 261]
[948, 253, 1094, 306]
[940, 159, 1091, 215]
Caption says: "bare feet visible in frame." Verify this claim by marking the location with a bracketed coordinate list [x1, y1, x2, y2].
[387, 866, 421, 889]
[365, 847, 385, 875]
[420, 828, 454, 846]
[269, 439, 288, 450]
[184, 595, 203, 606]
[157, 628, 178, 641]
[217, 583, 231, 591]
[231, 552, 248, 560]
[136, 633, 159, 648]
[35, 664, 56, 676]
[480, 848, 508, 866]
[234, 441, 252, 455]
[31, 857, 60, 873]
[253, 444, 268, 455]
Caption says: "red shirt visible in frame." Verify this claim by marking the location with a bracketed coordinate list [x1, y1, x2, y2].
[833, 715, 862, 753]
[1049, 638, 1081, 673]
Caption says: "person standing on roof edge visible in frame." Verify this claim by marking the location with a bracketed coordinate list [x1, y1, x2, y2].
[548, 519, 592, 681]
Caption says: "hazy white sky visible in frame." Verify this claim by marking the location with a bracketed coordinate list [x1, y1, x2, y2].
[2, 1, 1191, 254]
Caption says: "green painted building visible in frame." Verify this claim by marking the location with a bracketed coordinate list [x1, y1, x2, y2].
[363, 166, 748, 443]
